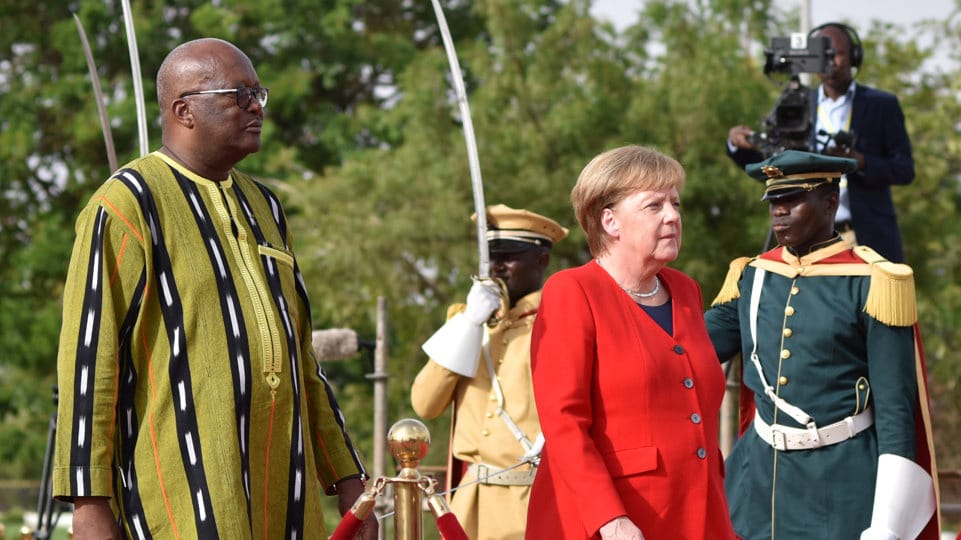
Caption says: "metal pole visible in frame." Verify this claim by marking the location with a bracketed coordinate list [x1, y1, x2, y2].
[33, 387, 60, 539]
[720, 361, 738, 458]
[800, 0, 812, 34]
[387, 420, 430, 540]
[800, 0, 813, 86]
[393, 471, 422, 540]
[373, 296, 389, 482]
[365, 296, 391, 529]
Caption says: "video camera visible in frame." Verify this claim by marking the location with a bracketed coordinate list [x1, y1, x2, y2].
[749, 33, 855, 157]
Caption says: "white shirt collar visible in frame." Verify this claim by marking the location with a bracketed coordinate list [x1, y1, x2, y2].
[817, 80, 857, 105]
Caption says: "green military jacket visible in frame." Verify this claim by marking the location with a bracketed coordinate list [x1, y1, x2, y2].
[705, 238, 925, 539]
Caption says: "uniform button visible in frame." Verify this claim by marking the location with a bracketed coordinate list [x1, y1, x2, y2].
[780, 349, 791, 359]
[697, 448, 707, 459]
[673, 345, 684, 355]
[858, 383, 867, 390]
[481, 429, 490, 437]
[690, 413, 702, 424]
[791, 286, 799, 295]
[683, 378, 694, 389]
[783, 327, 793, 338]
[489, 394, 497, 401]
[778, 376, 789, 386]
[785, 306, 795, 316]
[486, 411, 494, 419]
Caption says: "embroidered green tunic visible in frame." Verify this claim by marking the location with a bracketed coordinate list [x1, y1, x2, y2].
[54, 153, 365, 539]
[705, 239, 925, 540]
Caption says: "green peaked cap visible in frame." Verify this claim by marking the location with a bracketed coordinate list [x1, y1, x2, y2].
[746, 150, 858, 201]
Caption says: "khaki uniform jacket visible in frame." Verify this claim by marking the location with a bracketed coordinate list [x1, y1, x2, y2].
[411, 290, 541, 540]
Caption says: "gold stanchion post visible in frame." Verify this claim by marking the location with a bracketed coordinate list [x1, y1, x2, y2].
[387, 419, 430, 540]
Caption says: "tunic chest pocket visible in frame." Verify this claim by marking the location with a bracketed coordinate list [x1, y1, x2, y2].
[601, 446, 659, 478]
[258, 244, 294, 267]
[257, 243, 297, 293]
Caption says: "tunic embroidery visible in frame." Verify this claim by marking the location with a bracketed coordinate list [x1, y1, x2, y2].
[55, 153, 364, 539]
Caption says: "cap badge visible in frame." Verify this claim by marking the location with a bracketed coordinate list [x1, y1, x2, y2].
[761, 165, 785, 178]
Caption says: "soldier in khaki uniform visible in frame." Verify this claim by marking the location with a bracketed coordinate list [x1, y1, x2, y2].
[412, 204, 567, 540]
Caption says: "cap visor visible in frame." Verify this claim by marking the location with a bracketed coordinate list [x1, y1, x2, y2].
[489, 239, 538, 253]
[761, 187, 808, 201]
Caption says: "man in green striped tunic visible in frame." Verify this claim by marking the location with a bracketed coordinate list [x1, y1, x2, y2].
[54, 38, 376, 539]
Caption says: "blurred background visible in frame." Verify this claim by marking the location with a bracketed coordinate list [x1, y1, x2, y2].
[1, 0, 960, 536]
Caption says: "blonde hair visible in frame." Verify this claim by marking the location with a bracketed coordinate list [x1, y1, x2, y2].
[571, 145, 685, 256]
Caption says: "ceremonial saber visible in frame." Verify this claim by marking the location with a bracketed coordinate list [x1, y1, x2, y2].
[73, 13, 118, 172]
[429, 0, 489, 278]
[121, 0, 149, 156]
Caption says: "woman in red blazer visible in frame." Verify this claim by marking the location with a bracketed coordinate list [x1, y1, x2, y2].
[527, 145, 735, 540]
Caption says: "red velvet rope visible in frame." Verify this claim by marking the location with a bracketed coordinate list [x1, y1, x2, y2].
[329, 510, 364, 540]
[435, 513, 469, 540]
[329, 487, 470, 540]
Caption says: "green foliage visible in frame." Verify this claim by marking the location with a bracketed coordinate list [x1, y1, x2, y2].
[0, 366, 55, 480]
[2, 0, 960, 505]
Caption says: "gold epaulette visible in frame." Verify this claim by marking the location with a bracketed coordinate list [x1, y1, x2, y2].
[854, 246, 917, 327]
[711, 257, 753, 306]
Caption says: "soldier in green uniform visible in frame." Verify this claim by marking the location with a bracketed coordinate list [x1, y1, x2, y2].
[705, 151, 939, 539]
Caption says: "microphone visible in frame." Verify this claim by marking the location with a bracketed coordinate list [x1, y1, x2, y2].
[312, 328, 373, 361]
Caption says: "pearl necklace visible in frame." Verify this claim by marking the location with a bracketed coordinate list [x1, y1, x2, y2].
[620, 277, 660, 299]
[594, 259, 660, 299]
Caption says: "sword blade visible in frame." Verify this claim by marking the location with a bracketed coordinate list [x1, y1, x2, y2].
[73, 13, 118, 172]
[120, 0, 149, 156]
[429, 0, 489, 278]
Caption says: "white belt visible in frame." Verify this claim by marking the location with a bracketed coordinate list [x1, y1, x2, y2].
[753, 407, 874, 451]
[466, 463, 537, 486]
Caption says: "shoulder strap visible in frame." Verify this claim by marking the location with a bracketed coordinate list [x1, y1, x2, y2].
[482, 328, 534, 452]
[748, 268, 820, 437]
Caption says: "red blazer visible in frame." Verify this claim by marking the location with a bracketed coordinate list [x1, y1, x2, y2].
[527, 262, 734, 539]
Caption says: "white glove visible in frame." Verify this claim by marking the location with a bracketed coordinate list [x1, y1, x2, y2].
[464, 279, 503, 325]
[598, 516, 645, 540]
[859, 528, 898, 540]
[860, 453, 935, 540]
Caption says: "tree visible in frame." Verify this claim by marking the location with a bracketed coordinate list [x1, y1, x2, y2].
[284, 0, 632, 466]
[0, 0, 484, 481]
[1, 0, 960, 494]
[288, 0, 961, 473]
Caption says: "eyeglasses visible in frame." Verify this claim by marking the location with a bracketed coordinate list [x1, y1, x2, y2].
[179, 86, 269, 109]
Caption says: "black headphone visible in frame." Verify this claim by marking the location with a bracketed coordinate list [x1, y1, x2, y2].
[809, 22, 863, 68]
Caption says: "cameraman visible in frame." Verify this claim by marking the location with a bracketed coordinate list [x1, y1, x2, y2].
[726, 22, 914, 262]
